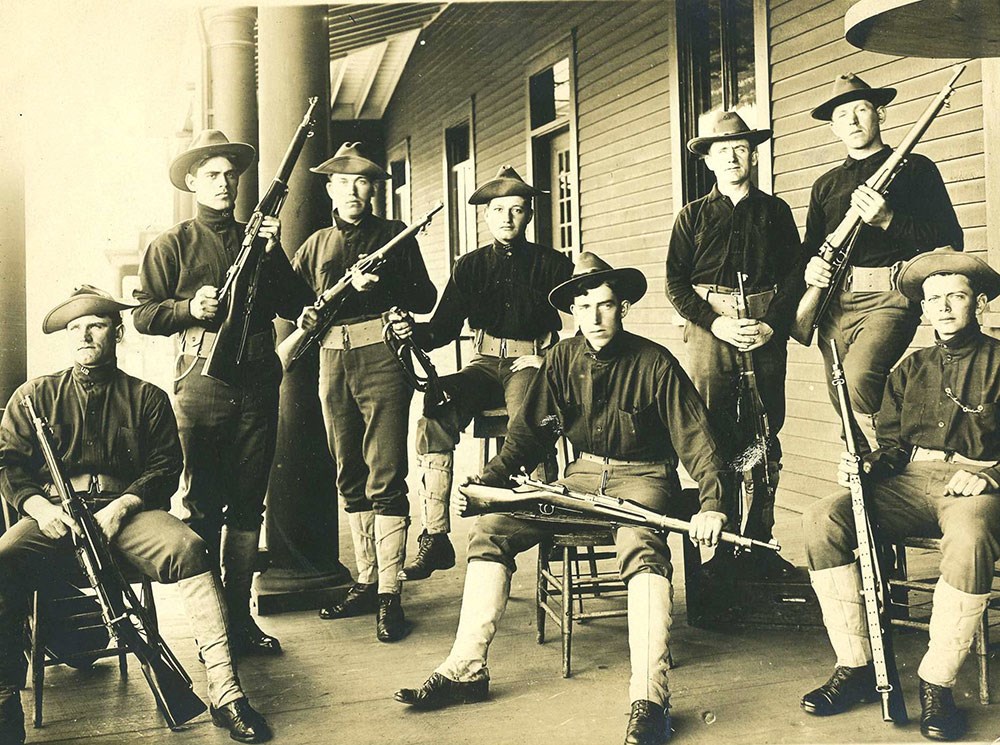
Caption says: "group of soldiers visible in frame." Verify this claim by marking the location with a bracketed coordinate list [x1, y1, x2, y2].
[0, 68, 997, 745]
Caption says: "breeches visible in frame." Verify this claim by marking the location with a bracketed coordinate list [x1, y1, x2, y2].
[172, 355, 280, 538]
[466, 459, 680, 583]
[319, 343, 412, 516]
[803, 462, 1000, 594]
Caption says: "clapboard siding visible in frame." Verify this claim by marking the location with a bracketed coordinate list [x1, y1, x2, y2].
[770, 0, 987, 512]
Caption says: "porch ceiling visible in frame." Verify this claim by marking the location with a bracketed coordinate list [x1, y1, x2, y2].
[327, 2, 446, 120]
[845, 0, 1000, 58]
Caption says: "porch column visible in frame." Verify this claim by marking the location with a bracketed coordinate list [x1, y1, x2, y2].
[202, 6, 259, 219]
[255, 5, 350, 613]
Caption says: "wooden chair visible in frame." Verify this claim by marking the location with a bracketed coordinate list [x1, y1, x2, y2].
[889, 537, 1000, 705]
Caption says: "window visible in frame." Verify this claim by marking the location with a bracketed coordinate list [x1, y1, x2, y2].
[527, 48, 578, 258]
[445, 121, 477, 263]
[387, 139, 411, 224]
[675, 0, 762, 203]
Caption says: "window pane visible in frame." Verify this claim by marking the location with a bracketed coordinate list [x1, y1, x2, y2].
[530, 57, 570, 130]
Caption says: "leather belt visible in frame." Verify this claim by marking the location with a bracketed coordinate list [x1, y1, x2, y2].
[476, 332, 545, 359]
[47, 473, 128, 497]
[693, 285, 775, 319]
[578, 451, 667, 468]
[842, 263, 901, 293]
[321, 316, 385, 351]
[910, 447, 998, 468]
[179, 327, 274, 361]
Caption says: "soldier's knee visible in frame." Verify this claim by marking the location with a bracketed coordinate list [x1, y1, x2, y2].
[170, 532, 212, 581]
[616, 527, 672, 584]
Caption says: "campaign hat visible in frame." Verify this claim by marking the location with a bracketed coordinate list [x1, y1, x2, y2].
[43, 285, 137, 334]
[548, 252, 647, 313]
[686, 110, 772, 156]
[811, 73, 897, 121]
[310, 142, 389, 179]
[169, 130, 255, 192]
[896, 246, 1000, 302]
[468, 165, 547, 205]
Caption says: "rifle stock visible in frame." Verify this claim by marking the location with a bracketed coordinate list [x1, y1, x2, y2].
[21, 396, 207, 730]
[791, 65, 965, 347]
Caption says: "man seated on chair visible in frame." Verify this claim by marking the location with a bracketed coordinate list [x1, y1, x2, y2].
[388, 165, 573, 583]
[801, 247, 1000, 741]
[394, 253, 732, 745]
[0, 287, 271, 744]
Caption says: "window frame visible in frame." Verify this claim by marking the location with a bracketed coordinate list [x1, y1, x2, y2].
[441, 96, 478, 266]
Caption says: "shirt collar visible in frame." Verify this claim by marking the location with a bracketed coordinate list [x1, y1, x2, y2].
[841, 144, 892, 170]
[704, 183, 761, 206]
[195, 203, 236, 232]
[934, 323, 984, 358]
[490, 236, 527, 256]
[333, 207, 373, 230]
[584, 329, 630, 362]
[72, 361, 117, 387]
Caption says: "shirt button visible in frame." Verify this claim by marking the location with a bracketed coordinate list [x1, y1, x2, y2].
[596, 426, 602, 432]
[938, 422, 945, 428]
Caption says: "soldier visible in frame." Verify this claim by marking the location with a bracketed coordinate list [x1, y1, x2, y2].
[666, 110, 802, 577]
[395, 253, 731, 745]
[292, 142, 437, 642]
[0, 287, 271, 744]
[133, 129, 314, 656]
[388, 165, 573, 582]
[802, 74, 963, 448]
[801, 247, 1000, 741]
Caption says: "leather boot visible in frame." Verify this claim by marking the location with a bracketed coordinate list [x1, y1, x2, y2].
[394, 672, 489, 710]
[211, 697, 272, 743]
[399, 530, 456, 582]
[221, 527, 281, 656]
[800, 664, 879, 716]
[0, 687, 24, 745]
[919, 679, 965, 741]
[177, 571, 243, 711]
[627, 573, 673, 710]
[809, 564, 872, 668]
[376, 592, 409, 643]
[624, 700, 671, 745]
[319, 582, 377, 619]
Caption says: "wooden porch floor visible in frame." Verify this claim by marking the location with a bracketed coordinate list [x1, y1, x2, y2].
[23, 436, 1000, 745]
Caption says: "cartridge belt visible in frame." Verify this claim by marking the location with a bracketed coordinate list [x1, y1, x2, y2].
[910, 446, 997, 468]
[321, 316, 386, 351]
[842, 263, 901, 293]
[47, 473, 127, 497]
[476, 332, 547, 359]
[578, 451, 668, 468]
[693, 285, 775, 319]
[179, 327, 274, 361]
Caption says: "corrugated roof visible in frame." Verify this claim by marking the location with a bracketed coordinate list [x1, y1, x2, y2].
[328, 3, 445, 59]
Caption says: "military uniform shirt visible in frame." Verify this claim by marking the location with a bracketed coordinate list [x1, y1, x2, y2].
[0, 364, 182, 514]
[666, 184, 803, 336]
[804, 146, 963, 268]
[292, 208, 437, 326]
[869, 325, 1000, 485]
[414, 239, 574, 351]
[481, 331, 729, 514]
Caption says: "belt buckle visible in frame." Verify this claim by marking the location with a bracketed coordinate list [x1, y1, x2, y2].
[89, 474, 101, 495]
[341, 325, 351, 351]
[499, 338, 507, 358]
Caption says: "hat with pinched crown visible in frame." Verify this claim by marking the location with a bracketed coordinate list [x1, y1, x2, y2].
[468, 165, 547, 204]
[687, 110, 772, 156]
[896, 246, 1000, 302]
[43, 285, 137, 334]
[548, 252, 647, 313]
[811, 73, 897, 121]
[310, 142, 389, 179]
[169, 130, 255, 192]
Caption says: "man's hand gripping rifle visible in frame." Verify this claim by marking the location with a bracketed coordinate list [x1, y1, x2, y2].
[829, 341, 907, 724]
[20, 395, 207, 730]
[459, 473, 781, 553]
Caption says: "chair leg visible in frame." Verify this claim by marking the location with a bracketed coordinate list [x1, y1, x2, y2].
[562, 546, 573, 678]
[31, 592, 43, 729]
[536, 544, 547, 645]
[587, 546, 600, 599]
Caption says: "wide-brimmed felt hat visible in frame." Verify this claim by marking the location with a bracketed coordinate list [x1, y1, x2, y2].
[310, 142, 389, 179]
[548, 252, 647, 313]
[686, 110, 772, 156]
[811, 73, 897, 121]
[169, 130, 255, 192]
[896, 246, 1000, 302]
[43, 285, 137, 334]
[468, 165, 547, 205]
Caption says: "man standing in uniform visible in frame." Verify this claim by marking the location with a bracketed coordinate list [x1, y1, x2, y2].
[801, 247, 1000, 742]
[292, 142, 437, 642]
[0, 287, 271, 744]
[134, 130, 314, 656]
[801, 74, 963, 447]
[395, 253, 732, 745]
[666, 111, 802, 575]
[388, 165, 573, 582]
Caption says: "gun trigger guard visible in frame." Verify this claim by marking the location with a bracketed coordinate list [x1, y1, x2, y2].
[540, 503, 555, 516]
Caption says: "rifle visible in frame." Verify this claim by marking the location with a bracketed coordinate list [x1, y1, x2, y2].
[828, 341, 907, 724]
[21, 395, 207, 730]
[730, 271, 774, 542]
[277, 201, 444, 371]
[382, 309, 451, 414]
[202, 97, 319, 385]
[790, 65, 965, 346]
[459, 474, 781, 553]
